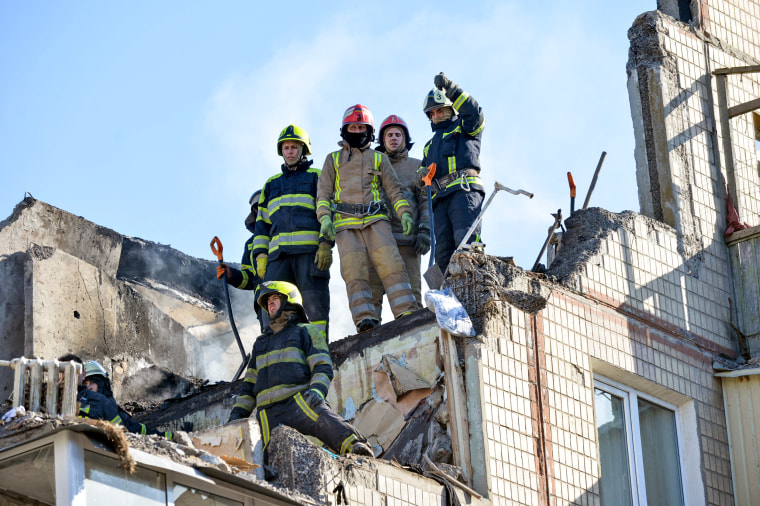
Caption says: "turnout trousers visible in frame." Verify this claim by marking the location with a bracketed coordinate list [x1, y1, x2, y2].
[336, 221, 418, 326]
[257, 392, 366, 455]
[368, 244, 421, 319]
[433, 189, 485, 274]
[264, 252, 330, 336]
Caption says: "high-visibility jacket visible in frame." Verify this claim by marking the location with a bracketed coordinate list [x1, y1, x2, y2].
[229, 313, 332, 420]
[379, 149, 430, 246]
[78, 389, 171, 438]
[226, 236, 261, 290]
[253, 160, 328, 261]
[420, 85, 485, 201]
[317, 141, 411, 231]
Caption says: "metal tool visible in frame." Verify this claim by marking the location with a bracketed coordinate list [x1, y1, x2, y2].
[532, 209, 563, 272]
[210, 236, 249, 381]
[423, 181, 534, 289]
[582, 151, 606, 210]
[422, 163, 437, 268]
[567, 172, 576, 215]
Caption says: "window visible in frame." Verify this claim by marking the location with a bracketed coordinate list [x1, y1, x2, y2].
[0, 444, 56, 504]
[84, 450, 167, 505]
[173, 484, 244, 505]
[594, 379, 686, 506]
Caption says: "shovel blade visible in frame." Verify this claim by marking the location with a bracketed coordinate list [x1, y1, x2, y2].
[424, 263, 444, 290]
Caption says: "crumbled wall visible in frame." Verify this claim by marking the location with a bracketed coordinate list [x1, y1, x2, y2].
[0, 197, 261, 403]
[446, 207, 735, 504]
[627, 4, 760, 354]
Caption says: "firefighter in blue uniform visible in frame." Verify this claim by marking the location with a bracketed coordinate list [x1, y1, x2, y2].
[217, 189, 265, 330]
[77, 360, 172, 438]
[418, 72, 486, 275]
[227, 281, 373, 457]
[253, 126, 332, 337]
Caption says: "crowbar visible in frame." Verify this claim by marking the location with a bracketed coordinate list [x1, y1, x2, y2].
[423, 181, 534, 290]
[422, 163, 437, 268]
[582, 151, 606, 210]
[210, 236, 249, 381]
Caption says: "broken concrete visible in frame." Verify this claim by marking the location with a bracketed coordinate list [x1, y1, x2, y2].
[0, 197, 261, 402]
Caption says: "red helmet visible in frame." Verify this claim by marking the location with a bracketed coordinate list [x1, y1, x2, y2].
[378, 114, 412, 149]
[342, 104, 374, 132]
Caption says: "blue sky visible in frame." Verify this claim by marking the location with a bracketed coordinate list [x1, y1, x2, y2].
[1, 1, 654, 339]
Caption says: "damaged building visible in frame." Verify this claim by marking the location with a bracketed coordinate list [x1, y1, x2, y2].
[3, 0, 760, 504]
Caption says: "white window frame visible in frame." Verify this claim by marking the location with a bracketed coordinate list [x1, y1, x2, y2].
[594, 376, 690, 506]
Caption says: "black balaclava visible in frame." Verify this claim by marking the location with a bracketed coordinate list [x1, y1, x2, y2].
[342, 126, 372, 149]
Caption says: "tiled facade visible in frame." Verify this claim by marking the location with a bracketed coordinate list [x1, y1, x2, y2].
[459, 207, 734, 504]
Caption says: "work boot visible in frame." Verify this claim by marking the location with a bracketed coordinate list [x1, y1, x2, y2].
[351, 442, 374, 457]
[357, 318, 380, 333]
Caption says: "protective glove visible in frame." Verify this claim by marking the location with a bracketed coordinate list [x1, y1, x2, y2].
[320, 215, 336, 241]
[434, 72, 453, 92]
[256, 255, 268, 279]
[216, 263, 230, 280]
[414, 229, 431, 255]
[314, 242, 333, 271]
[401, 213, 415, 236]
[302, 388, 325, 406]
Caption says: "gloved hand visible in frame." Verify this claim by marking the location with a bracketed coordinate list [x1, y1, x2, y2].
[217, 263, 230, 280]
[320, 215, 336, 241]
[434, 72, 453, 92]
[401, 213, 415, 236]
[414, 229, 431, 255]
[256, 255, 268, 279]
[302, 388, 325, 406]
[314, 242, 333, 271]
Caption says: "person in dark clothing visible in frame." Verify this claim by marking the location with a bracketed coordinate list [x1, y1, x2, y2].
[217, 189, 265, 330]
[253, 125, 333, 337]
[228, 281, 372, 457]
[77, 360, 172, 439]
[418, 72, 486, 275]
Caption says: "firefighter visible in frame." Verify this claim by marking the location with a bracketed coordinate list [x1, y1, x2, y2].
[252, 125, 332, 337]
[78, 360, 172, 439]
[217, 189, 265, 331]
[227, 281, 373, 457]
[316, 105, 421, 333]
[368, 115, 430, 318]
[418, 72, 486, 275]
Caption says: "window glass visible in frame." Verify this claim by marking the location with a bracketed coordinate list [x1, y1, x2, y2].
[594, 388, 633, 506]
[594, 380, 686, 506]
[84, 450, 166, 505]
[638, 398, 684, 506]
[173, 484, 243, 506]
[0, 444, 56, 505]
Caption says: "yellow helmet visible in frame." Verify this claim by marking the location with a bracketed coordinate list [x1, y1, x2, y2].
[277, 124, 311, 156]
[256, 280, 309, 321]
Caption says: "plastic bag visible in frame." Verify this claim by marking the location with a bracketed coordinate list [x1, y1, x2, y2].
[424, 288, 475, 337]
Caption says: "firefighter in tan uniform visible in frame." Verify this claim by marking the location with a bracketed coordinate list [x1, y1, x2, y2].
[368, 115, 430, 320]
[316, 104, 421, 333]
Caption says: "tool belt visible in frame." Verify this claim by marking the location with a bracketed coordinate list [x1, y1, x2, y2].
[433, 168, 479, 193]
[334, 201, 387, 217]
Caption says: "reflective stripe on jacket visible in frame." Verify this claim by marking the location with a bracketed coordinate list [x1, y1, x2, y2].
[229, 315, 332, 419]
[420, 85, 485, 201]
[380, 149, 430, 246]
[253, 160, 328, 261]
[316, 142, 411, 231]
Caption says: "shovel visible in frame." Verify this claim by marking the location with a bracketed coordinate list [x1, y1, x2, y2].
[423, 181, 534, 290]
[210, 236, 249, 381]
